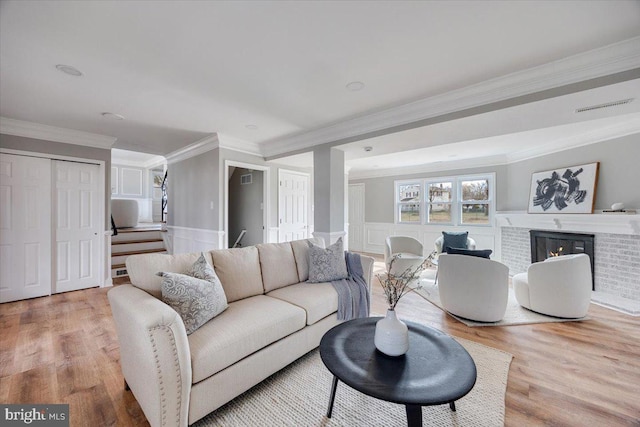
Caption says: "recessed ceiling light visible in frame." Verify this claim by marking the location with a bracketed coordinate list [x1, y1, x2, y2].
[245, 124, 258, 130]
[101, 112, 125, 120]
[364, 146, 373, 152]
[346, 81, 365, 91]
[56, 64, 83, 77]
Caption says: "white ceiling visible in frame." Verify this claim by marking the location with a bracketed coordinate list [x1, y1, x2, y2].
[1, 1, 640, 174]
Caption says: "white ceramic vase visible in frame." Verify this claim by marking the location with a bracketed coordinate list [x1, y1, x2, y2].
[374, 309, 409, 356]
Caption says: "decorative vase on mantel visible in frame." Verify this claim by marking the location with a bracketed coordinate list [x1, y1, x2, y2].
[374, 309, 409, 356]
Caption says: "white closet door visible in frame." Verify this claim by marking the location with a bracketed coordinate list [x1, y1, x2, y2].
[278, 170, 309, 242]
[0, 154, 52, 303]
[54, 160, 101, 293]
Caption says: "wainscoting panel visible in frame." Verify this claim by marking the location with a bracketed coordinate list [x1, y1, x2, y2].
[362, 222, 496, 255]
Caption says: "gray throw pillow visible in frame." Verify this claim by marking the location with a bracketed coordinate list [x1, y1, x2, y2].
[158, 272, 228, 335]
[187, 252, 222, 285]
[442, 231, 469, 252]
[307, 237, 348, 283]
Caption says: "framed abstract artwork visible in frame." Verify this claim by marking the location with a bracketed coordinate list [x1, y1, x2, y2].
[528, 162, 599, 214]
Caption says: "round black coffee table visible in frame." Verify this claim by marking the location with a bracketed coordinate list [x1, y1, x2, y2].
[319, 317, 477, 427]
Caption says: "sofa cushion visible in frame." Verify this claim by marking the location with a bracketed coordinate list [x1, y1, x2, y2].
[158, 272, 228, 335]
[126, 252, 214, 299]
[267, 282, 338, 326]
[290, 237, 324, 282]
[257, 242, 299, 292]
[211, 246, 263, 303]
[188, 295, 306, 384]
[308, 237, 348, 283]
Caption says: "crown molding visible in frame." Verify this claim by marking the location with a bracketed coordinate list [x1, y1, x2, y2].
[349, 154, 509, 180]
[348, 117, 640, 180]
[0, 117, 116, 149]
[506, 115, 640, 164]
[216, 134, 262, 157]
[165, 134, 219, 164]
[264, 37, 640, 159]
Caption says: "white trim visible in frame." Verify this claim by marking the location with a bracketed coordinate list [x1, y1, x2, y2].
[495, 211, 640, 236]
[165, 134, 219, 164]
[224, 160, 271, 248]
[362, 222, 497, 255]
[505, 118, 640, 163]
[0, 117, 116, 149]
[217, 134, 262, 156]
[394, 173, 496, 227]
[263, 37, 640, 158]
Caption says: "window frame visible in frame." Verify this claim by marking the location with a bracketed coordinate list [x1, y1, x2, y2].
[395, 180, 423, 224]
[394, 173, 495, 227]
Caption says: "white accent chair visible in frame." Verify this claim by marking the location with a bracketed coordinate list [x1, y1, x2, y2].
[512, 254, 591, 318]
[438, 254, 509, 322]
[384, 236, 425, 275]
[112, 199, 139, 228]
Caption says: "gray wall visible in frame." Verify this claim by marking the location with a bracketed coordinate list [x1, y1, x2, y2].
[168, 147, 313, 240]
[228, 168, 264, 247]
[504, 134, 640, 211]
[349, 134, 640, 221]
[168, 148, 220, 229]
[0, 133, 112, 229]
[350, 165, 507, 223]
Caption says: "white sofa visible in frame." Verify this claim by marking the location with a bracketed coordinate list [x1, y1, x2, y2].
[438, 254, 509, 322]
[512, 253, 592, 318]
[108, 238, 374, 427]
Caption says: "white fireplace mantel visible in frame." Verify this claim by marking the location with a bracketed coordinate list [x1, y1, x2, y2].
[495, 211, 640, 235]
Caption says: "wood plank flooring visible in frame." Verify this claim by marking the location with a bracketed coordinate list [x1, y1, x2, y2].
[1, 257, 639, 426]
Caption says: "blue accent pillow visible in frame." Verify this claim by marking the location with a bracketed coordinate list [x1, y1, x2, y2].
[442, 231, 468, 252]
[446, 247, 492, 259]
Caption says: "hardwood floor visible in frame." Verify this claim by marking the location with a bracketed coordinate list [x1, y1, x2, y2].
[1, 258, 639, 426]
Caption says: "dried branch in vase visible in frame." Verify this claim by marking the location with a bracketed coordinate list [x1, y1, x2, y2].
[377, 255, 428, 310]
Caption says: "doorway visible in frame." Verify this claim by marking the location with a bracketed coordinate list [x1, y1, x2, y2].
[224, 161, 270, 249]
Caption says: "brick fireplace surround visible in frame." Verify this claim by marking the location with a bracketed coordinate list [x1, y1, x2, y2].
[496, 212, 640, 315]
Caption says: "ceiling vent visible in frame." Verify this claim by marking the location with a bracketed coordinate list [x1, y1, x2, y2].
[575, 98, 633, 113]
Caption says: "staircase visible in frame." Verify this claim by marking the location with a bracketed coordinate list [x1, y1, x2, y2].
[111, 225, 167, 279]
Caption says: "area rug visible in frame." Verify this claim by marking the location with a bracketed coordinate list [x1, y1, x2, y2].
[415, 281, 589, 327]
[195, 338, 513, 427]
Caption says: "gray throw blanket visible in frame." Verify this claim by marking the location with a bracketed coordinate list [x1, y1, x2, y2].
[331, 252, 371, 320]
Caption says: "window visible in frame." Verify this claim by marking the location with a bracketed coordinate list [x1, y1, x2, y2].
[396, 182, 421, 223]
[395, 174, 494, 226]
[427, 181, 452, 224]
[460, 178, 490, 225]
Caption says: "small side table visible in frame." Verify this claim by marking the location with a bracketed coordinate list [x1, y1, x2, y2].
[319, 317, 477, 427]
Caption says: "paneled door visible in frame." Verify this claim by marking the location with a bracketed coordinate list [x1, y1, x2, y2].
[278, 170, 309, 242]
[54, 160, 101, 293]
[0, 154, 52, 303]
[348, 183, 365, 252]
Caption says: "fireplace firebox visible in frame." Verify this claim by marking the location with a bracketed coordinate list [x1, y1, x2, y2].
[530, 230, 595, 290]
